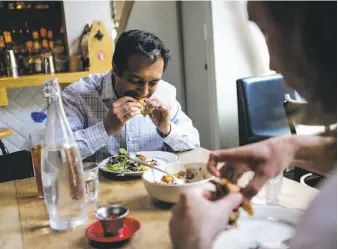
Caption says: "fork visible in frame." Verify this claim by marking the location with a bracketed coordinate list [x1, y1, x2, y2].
[117, 165, 127, 176]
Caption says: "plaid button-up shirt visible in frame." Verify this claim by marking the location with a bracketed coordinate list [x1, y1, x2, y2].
[62, 71, 200, 162]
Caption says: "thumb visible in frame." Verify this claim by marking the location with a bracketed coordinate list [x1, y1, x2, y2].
[215, 193, 243, 213]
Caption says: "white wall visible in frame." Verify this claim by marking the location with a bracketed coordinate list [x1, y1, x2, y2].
[181, 1, 220, 150]
[63, 1, 113, 55]
[210, 1, 255, 148]
[125, 1, 186, 111]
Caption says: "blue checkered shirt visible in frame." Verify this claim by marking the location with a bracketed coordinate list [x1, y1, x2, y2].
[62, 71, 200, 162]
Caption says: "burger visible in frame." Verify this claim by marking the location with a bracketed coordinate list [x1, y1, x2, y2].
[210, 178, 254, 227]
[136, 97, 152, 116]
[124, 91, 152, 117]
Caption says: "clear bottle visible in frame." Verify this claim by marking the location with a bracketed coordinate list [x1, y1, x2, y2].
[41, 78, 87, 231]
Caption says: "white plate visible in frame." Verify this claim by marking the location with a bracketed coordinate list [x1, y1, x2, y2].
[213, 205, 303, 249]
[98, 151, 179, 177]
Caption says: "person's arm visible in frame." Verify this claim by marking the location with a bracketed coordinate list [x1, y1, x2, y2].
[290, 135, 336, 176]
[62, 88, 110, 159]
[162, 100, 200, 151]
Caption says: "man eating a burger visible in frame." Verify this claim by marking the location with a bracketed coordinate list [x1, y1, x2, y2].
[62, 29, 200, 162]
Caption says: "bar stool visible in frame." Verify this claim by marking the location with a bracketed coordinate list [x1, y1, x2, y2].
[0, 128, 12, 155]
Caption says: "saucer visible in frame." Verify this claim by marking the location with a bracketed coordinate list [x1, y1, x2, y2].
[86, 217, 141, 243]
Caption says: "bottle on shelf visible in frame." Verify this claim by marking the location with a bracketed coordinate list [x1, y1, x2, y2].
[42, 78, 87, 231]
[0, 34, 6, 76]
[3, 30, 13, 50]
[7, 1, 15, 9]
[47, 28, 54, 51]
[3, 29, 18, 77]
[32, 28, 43, 74]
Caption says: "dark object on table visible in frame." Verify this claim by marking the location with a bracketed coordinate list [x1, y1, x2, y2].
[0, 150, 34, 183]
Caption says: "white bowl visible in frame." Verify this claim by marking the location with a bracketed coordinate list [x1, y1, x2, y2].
[142, 162, 214, 203]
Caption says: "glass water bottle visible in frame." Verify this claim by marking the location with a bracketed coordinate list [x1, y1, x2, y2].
[41, 78, 87, 230]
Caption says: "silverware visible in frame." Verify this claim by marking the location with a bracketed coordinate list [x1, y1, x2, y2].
[117, 165, 127, 176]
[128, 154, 185, 185]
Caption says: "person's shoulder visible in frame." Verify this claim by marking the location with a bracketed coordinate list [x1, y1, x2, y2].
[156, 80, 177, 100]
[63, 71, 109, 96]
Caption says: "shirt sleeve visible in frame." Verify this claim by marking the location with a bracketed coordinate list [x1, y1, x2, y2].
[62, 86, 110, 159]
[163, 100, 200, 151]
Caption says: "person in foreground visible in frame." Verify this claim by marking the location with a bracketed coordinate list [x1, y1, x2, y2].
[62, 30, 199, 162]
[170, 2, 336, 249]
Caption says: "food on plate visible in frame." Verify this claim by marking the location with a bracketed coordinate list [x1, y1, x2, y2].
[210, 178, 254, 226]
[104, 148, 159, 173]
[160, 168, 202, 184]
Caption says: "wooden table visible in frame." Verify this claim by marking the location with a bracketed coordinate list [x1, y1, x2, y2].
[0, 148, 319, 249]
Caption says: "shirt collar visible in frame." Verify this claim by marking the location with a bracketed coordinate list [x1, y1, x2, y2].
[101, 70, 117, 100]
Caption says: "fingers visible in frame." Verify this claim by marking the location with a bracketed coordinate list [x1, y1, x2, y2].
[146, 97, 172, 111]
[121, 110, 141, 123]
[117, 106, 141, 118]
[207, 146, 264, 177]
[241, 173, 269, 203]
[209, 148, 255, 165]
[113, 97, 140, 108]
[207, 152, 221, 177]
[216, 193, 243, 213]
[219, 163, 249, 183]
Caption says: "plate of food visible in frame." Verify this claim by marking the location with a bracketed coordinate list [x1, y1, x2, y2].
[213, 204, 303, 249]
[98, 148, 179, 176]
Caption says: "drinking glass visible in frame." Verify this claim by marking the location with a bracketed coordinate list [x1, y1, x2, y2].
[252, 172, 283, 205]
[83, 162, 99, 204]
[30, 130, 44, 199]
[241, 171, 283, 205]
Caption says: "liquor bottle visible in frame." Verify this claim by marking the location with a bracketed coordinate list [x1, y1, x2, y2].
[0, 35, 6, 76]
[47, 29, 54, 51]
[40, 27, 48, 52]
[41, 78, 87, 231]
[31, 28, 43, 74]
[3, 30, 13, 50]
[27, 41, 35, 75]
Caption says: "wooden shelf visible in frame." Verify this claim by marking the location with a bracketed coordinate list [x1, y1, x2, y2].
[0, 71, 91, 88]
[0, 71, 93, 106]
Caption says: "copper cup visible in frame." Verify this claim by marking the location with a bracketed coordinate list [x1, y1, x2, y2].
[95, 205, 129, 237]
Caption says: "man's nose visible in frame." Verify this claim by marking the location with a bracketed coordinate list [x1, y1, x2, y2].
[137, 83, 149, 97]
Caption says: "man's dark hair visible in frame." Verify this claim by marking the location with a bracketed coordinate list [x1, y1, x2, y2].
[263, 1, 337, 116]
[113, 30, 171, 76]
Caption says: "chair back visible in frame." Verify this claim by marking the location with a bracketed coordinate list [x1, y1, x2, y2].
[237, 74, 296, 145]
[0, 150, 34, 183]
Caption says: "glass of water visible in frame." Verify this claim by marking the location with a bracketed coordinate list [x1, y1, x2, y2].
[83, 162, 99, 204]
[246, 172, 283, 205]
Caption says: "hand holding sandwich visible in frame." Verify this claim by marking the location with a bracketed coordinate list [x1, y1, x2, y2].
[170, 188, 243, 249]
[103, 96, 141, 136]
[145, 96, 172, 136]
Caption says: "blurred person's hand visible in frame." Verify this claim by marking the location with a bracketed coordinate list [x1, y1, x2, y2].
[207, 136, 297, 204]
[169, 188, 243, 249]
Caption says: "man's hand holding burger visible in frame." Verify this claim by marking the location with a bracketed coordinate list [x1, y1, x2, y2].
[145, 96, 172, 136]
[103, 96, 141, 136]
